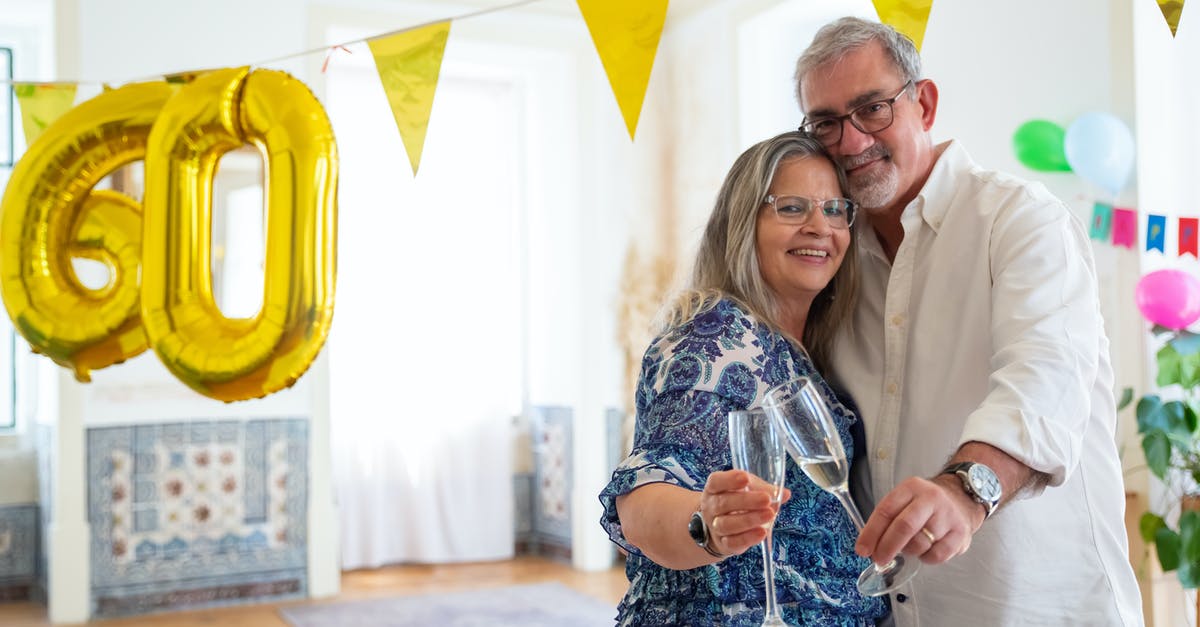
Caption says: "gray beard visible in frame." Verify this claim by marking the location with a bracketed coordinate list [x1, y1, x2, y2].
[848, 163, 900, 211]
[840, 146, 900, 211]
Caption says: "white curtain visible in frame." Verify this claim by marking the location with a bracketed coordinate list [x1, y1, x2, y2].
[326, 59, 521, 569]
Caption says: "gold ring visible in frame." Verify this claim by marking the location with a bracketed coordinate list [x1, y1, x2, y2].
[921, 527, 936, 544]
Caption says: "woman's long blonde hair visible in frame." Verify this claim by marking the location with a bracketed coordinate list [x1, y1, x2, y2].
[660, 131, 859, 373]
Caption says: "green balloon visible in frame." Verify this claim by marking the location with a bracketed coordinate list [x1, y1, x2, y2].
[1012, 119, 1072, 172]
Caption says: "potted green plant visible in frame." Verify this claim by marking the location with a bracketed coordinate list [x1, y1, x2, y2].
[1134, 327, 1200, 586]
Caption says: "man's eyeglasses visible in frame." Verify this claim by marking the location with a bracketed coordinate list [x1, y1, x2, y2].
[763, 195, 857, 229]
[799, 80, 914, 146]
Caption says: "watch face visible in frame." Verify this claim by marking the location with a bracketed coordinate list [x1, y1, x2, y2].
[967, 464, 1002, 501]
[688, 512, 708, 545]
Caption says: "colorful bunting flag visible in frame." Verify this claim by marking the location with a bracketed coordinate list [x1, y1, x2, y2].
[1182, 217, 1199, 258]
[577, 0, 668, 140]
[872, 0, 935, 51]
[1157, 0, 1185, 37]
[1111, 208, 1138, 249]
[1089, 202, 1113, 241]
[1146, 214, 1166, 253]
[13, 83, 78, 145]
[367, 21, 452, 176]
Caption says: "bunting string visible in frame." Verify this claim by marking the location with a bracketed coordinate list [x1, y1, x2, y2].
[2, 0, 544, 88]
[0, 0, 1188, 175]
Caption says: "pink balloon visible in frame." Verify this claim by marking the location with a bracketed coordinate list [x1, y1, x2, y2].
[1135, 270, 1200, 330]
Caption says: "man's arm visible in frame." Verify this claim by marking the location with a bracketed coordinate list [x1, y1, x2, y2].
[858, 198, 1099, 567]
[856, 441, 1049, 565]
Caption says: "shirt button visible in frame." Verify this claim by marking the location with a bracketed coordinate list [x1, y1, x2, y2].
[887, 382, 898, 395]
[891, 314, 904, 326]
[896, 593, 908, 603]
[876, 448, 889, 460]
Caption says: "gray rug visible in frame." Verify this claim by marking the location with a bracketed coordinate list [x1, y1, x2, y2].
[279, 582, 616, 626]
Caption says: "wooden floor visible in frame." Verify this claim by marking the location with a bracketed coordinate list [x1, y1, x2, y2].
[0, 557, 629, 627]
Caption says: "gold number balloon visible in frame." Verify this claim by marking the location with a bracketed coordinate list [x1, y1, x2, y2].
[0, 82, 174, 381]
[141, 67, 338, 402]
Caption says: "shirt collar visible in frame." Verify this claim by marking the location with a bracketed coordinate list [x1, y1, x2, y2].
[912, 139, 971, 234]
[855, 139, 969, 264]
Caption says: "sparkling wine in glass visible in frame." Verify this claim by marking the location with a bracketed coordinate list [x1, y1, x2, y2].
[728, 408, 788, 627]
[763, 376, 920, 597]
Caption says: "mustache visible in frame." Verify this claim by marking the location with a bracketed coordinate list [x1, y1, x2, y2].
[839, 145, 890, 170]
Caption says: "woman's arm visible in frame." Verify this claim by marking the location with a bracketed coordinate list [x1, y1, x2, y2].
[616, 470, 788, 570]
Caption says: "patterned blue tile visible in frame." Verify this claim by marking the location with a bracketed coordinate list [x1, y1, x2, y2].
[215, 421, 239, 444]
[134, 479, 156, 503]
[161, 424, 184, 447]
[530, 406, 572, 557]
[134, 452, 156, 475]
[87, 417, 308, 617]
[188, 422, 212, 444]
[132, 508, 157, 533]
[0, 504, 38, 579]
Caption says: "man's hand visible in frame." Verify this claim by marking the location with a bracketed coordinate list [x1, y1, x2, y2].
[854, 474, 986, 566]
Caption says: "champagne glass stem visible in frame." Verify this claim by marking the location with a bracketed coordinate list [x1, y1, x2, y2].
[759, 530, 784, 626]
[831, 487, 898, 572]
[830, 488, 866, 531]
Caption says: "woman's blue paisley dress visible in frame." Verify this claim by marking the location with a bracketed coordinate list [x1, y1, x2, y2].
[599, 299, 888, 626]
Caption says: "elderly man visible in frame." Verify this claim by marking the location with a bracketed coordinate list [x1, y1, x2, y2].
[794, 16, 1142, 626]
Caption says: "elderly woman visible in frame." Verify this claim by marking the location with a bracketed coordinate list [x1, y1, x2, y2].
[599, 131, 888, 626]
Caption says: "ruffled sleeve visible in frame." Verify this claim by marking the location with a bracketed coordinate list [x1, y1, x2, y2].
[599, 301, 763, 554]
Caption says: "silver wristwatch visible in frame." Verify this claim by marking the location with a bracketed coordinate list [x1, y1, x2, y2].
[942, 462, 1002, 519]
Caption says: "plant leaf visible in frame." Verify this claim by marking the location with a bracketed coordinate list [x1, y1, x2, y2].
[1143, 431, 1172, 479]
[1181, 561, 1200, 588]
[1171, 329, 1200, 357]
[1183, 511, 1200, 564]
[1142, 512, 1167, 543]
[1137, 395, 1165, 434]
[1117, 387, 1134, 411]
[1158, 345, 1183, 388]
[1157, 526, 1182, 572]
[1183, 352, 1200, 389]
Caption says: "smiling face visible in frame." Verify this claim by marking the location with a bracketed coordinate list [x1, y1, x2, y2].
[799, 40, 937, 215]
[755, 156, 849, 319]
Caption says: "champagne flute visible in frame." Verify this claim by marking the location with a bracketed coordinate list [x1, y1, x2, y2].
[762, 376, 920, 597]
[728, 408, 787, 626]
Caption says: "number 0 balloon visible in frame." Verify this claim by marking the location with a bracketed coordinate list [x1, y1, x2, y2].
[142, 68, 338, 401]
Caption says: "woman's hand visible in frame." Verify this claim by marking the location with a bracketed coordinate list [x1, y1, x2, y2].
[700, 469, 791, 556]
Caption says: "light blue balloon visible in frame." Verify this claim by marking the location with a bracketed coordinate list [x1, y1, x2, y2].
[1064, 112, 1135, 196]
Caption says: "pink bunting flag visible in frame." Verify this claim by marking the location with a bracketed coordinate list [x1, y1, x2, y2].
[1110, 208, 1137, 249]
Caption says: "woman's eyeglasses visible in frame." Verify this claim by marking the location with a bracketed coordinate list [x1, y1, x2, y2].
[763, 195, 857, 229]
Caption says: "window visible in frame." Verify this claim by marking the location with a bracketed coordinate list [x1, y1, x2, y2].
[0, 45, 15, 430]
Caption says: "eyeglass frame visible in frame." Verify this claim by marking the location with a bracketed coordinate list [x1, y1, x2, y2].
[799, 80, 915, 146]
[762, 194, 858, 229]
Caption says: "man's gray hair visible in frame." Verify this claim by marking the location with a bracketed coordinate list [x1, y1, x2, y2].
[794, 17, 923, 110]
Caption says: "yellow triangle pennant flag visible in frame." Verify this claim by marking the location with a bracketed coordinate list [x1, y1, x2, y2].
[577, 0, 668, 140]
[872, 0, 934, 51]
[367, 21, 452, 176]
[1158, 0, 1185, 36]
[13, 83, 78, 145]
